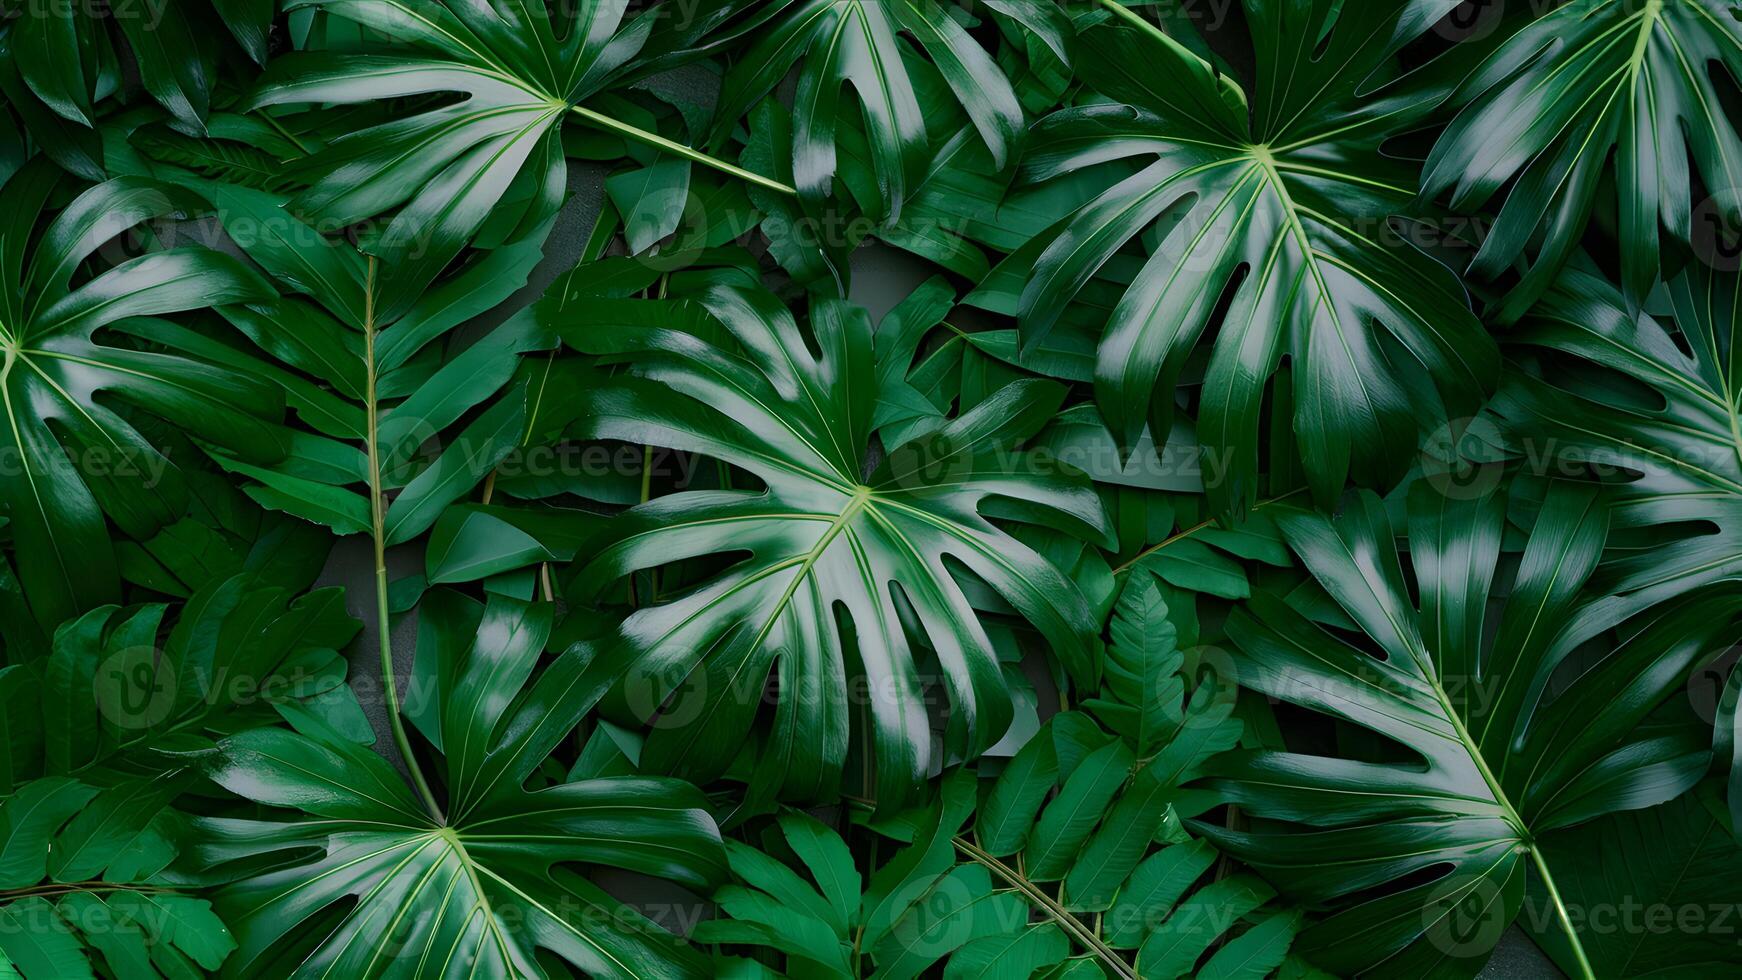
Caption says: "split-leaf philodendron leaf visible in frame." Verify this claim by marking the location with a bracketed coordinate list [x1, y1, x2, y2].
[3, 0, 1741, 977]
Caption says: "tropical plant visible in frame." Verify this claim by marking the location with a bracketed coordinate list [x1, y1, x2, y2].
[1524, 779, 1741, 977]
[556, 281, 1112, 805]
[701, 577, 1302, 979]
[697, 0, 1069, 222]
[0, 161, 281, 630]
[3, 1, 1742, 977]
[1495, 262, 1742, 825]
[1200, 479, 1741, 977]
[1422, 0, 1742, 317]
[0, 573, 364, 978]
[196, 589, 728, 978]
[161, 176, 557, 546]
[1017, 0, 1493, 516]
[0, 0, 271, 171]
[245, 0, 796, 306]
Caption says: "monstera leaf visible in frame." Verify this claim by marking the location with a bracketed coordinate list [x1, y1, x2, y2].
[1524, 781, 1742, 978]
[1423, 0, 1742, 317]
[247, 0, 786, 311]
[0, 574, 364, 979]
[0, 162, 281, 631]
[701, 0, 1069, 222]
[557, 284, 1112, 805]
[1019, 0, 1493, 515]
[197, 589, 729, 979]
[1497, 264, 1742, 636]
[1198, 480, 1739, 978]
[1496, 263, 1742, 831]
[246, 0, 641, 307]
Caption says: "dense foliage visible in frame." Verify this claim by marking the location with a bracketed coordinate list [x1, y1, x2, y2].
[0, 0, 1739, 977]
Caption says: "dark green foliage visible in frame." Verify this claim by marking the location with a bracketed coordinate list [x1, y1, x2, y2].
[1, 1, 1739, 977]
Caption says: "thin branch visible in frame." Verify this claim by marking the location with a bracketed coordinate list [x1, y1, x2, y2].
[568, 105, 797, 197]
[363, 255, 446, 824]
[952, 838, 1136, 980]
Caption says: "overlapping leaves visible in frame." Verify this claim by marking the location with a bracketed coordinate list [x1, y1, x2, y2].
[1200, 480, 1738, 976]
[0, 162, 281, 629]
[1019, 0, 1493, 516]
[198, 590, 728, 978]
[247, 0, 664, 306]
[0, 2, 1739, 978]
[0, 573, 365, 978]
[1424, 0, 1742, 316]
[558, 282, 1112, 805]
[703, 578, 1289, 979]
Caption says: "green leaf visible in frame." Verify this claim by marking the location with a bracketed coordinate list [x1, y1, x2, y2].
[0, 897, 92, 980]
[976, 722, 1059, 856]
[182, 179, 557, 539]
[200, 590, 729, 978]
[703, 0, 1049, 222]
[1423, 0, 1742, 316]
[708, 647, 1278, 979]
[1021, 2, 1494, 514]
[607, 157, 694, 254]
[0, 778, 96, 887]
[780, 812, 862, 929]
[942, 924, 1069, 980]
[1091, 577, 1181, 756]
[1200, 479, 1738, 976]
[246, 0, 653, 306]
[562, 283, 1111, 804]
[873, 864, 1029, 980]
[0, 165, 281, 630]
[1523, 783, 1742, 976]
[1028, 739, 1134, 881]
[1105, 840, 1218, 949]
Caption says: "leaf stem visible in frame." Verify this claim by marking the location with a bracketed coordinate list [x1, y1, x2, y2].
[1111, 488, 1306, 574]
[1529, 846, 1595, 980]
[567, 104, 797, 197]
[363, 256, 445, 824]
[952, 838, 1135, 980]
[1092, 0, 1171, 45]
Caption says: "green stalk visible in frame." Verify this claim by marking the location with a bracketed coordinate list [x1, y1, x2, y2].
[1092, 0, 1171, 44]
[568, 104, 798, 197]
[363, 256, 446, 824]
[952, 838, 1135, 980]
[1529, 847, 1596, 980]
